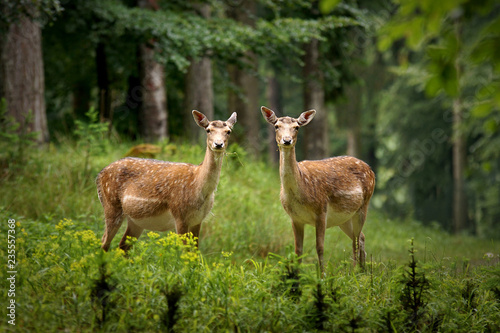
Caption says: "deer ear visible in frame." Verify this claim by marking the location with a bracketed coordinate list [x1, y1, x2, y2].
[192, 110, 210, 128]
[261, 106, 278, 125]
[226, 112, 237, 128]
[298, 110, 316, 127]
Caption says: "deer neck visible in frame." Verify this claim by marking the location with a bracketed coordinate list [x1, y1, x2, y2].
[196, 147, 224, 196]
[279, 146, 302, 193]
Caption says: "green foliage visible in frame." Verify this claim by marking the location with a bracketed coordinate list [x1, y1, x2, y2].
[378, 0, 500, 126]
[320, 0, 342, 15]
[482, 265, 500, 302]
[0, 0, 62, 31]
[1, 210, 498, 332]
[48, 0, 359, 75]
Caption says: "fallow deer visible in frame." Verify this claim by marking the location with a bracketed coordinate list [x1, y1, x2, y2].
[96, 111, 237, 252]
[261, 106, 375, 271]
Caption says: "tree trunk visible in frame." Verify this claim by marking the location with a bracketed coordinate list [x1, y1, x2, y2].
[303, 38, 327, 160]
[184, 3, 213, 142]
[452, 97, 467, 233]
[452, 17, 468, 233]
[72, 81, 91, 120]
[343, 84, 362, 158]
[136, 0, 168, 142]
[0, 15, 48, 144]
[137, 42, 167, 142]
[363, 50, 387, 173]
[96, 42, 112, 127]
[227, 0, 260, 156]
[266, 74, 282, 165]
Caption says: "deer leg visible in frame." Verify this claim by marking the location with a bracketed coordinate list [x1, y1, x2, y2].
[101, 210, 124, 252]
[189, 223, 202, 248]
[119, 218, 144, 252]
[315, 211, 327, 273]
[339, 219, 360, 267]
[175, 219, 189, 234]
[358, 231, 366, 266]
[353, 206, 368, 268]
[291, 221, 304, 262]
[344, 209, 367, 268]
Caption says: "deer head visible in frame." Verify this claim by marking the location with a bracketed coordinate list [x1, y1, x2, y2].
[193, 110, 237, 152]
[261, 106, 316, 148]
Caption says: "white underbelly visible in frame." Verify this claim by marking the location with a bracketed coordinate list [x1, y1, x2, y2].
[326, 206, 356, 228]
[283, 201, 356, 227]
[129, 210, 176, 232]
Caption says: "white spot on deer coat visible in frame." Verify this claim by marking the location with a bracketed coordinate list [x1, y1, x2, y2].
[337, 185, 363, 198]
[130, 210, 176, 232]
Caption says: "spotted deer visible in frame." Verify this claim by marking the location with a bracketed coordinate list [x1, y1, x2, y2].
[96, 111, 237, 252]
[261, 106, 375, 271]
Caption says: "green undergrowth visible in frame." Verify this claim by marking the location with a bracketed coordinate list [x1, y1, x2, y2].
[0, 213, 499, 332]
[1, 140, 499, 331]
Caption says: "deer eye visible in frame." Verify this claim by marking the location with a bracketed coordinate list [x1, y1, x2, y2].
[206, 129, 211, 133]
[226, 130, 231, 135]
[294, 126, 299, 131]
[274, 125, 279, 130]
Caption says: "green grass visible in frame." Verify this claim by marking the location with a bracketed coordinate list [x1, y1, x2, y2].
[0, 140, 499, 332]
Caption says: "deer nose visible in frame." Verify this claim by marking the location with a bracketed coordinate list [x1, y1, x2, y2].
[282, 137, 293, 145]
[214, 141, 224, 149]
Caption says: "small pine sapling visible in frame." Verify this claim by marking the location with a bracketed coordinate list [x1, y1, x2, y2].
[74, 107, 108, 178]
[461, 280, 478, 312]
[272, 253, 302, 300]
[161, 284, 183, 332]
[90, 260, 117, 329]
[311, 282, 329, 331]
[398, 238, 431, 330]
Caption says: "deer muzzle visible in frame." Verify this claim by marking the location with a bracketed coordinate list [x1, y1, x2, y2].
[282, 137, 293, 146]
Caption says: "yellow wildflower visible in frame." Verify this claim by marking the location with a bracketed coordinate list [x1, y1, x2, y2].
[70, 261, 82, 271]
[147, 231, 160, 239]
[55, 218, 74, 230]
[74, 230, 100, 246]
[114, 248, 126, 257]
[181, 251, 199, 263]
[222, 251, 233, 259]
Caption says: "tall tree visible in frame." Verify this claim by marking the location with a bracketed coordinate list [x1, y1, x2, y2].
[137, 0, 168, 142]
[227, 0, 260, 156]
[96, 42, 112, 128]
[184, 2, 213, 142]
[451, 15, 467, 233]
[0, 12, 48, 143]
[266, 72, 282, 164]
[303, 38, 327, 159]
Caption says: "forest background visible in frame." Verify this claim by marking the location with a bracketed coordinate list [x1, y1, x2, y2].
[1, 0, 500, 238]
